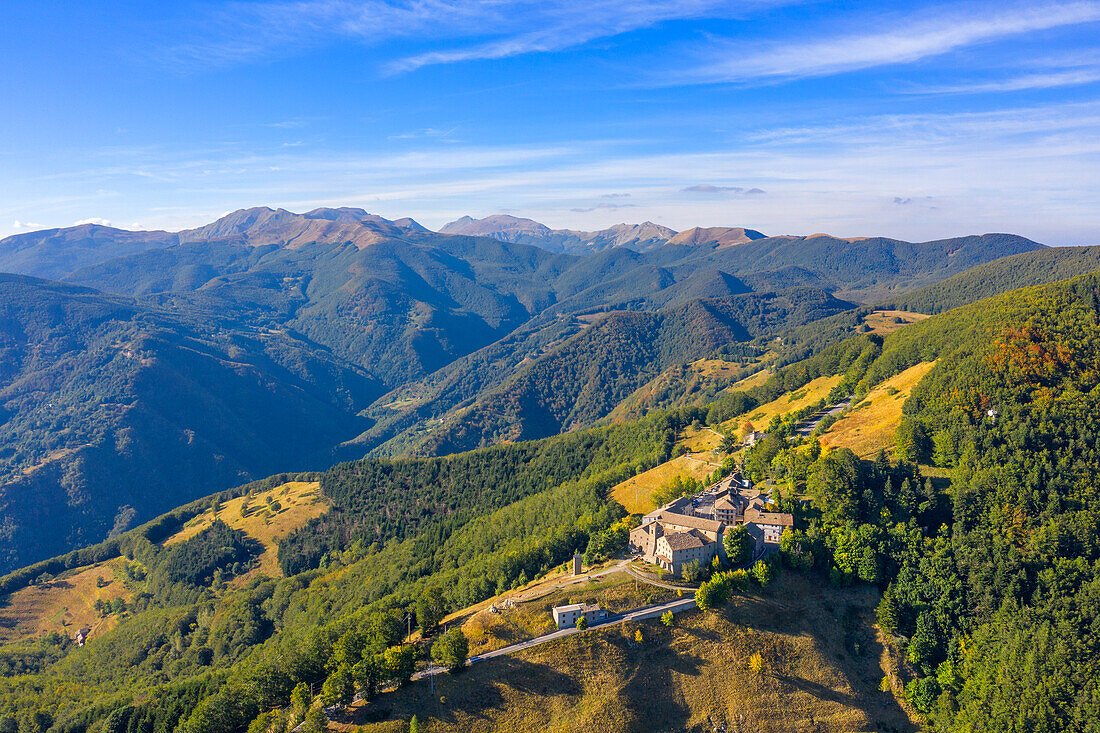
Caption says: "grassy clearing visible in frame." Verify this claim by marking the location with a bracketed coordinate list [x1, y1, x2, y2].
[437, 561, 618, 631]
[337, 572, 918, 733]
[0, 558, 130, 643]
[677, 424, 722, 453]
[722, 374, 843, 433]
[820, 362, 936, 458]
[688, 358, 746, 381]
[164, 481, 328, 582]
[610, 452, 721, 515]
[721, 366, 773, 393]
[862, 310, 931, 336]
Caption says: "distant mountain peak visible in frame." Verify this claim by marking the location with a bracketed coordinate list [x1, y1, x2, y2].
[438, 215, 676, 254]
[667, 226, 767, 248]
[440, 214, 553, 237]
[179, 206, 419, 250]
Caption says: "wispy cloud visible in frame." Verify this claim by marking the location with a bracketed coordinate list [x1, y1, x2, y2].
[570, 202, 638, 212]
[388, 127, 462, 142]
[683, 184, 766, 194]
[73, 217, 112, 226]
[162, 0, 774, 72]
[683, 184, 743, 192]
[667, 1, 1100, 85]
[905, 66, 1100, 94]
[385, 0, 759, 73]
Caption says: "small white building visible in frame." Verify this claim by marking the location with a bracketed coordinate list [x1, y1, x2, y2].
[75, 628, 91, 647]
[552, 602, 608, 629]
[743, 430, 766, 447]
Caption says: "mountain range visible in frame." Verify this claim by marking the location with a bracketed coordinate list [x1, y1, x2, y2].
[438, 214, 774, 254]
[0, 207, 1048, 570]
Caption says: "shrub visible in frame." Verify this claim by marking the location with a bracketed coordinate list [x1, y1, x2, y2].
[751, 558, 776, 586]
[431, 628, 469, 673]
[723, 524, 753, 566]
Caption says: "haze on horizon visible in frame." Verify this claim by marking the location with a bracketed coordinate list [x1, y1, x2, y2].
[2, 0, 1099, 245]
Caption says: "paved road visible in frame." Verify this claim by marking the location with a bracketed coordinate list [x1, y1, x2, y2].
[794, 397, 851, 437]
[411, 596, 698, 680]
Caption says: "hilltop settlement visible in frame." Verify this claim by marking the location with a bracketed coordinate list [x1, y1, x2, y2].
[630, 472, 794, 576]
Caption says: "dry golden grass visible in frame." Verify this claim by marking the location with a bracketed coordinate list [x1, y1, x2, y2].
[722, 374, 843, 433]
[164, 481, 328, 582]
[820, 362, 936, 458]
[610, 452, 721, 515]
[677, 424, 722, 453]
[722, 367, 773, 392]
[0, 558, 130, 643]
[862, 310, 931, 336]
[688, 358, 744, 380]
[336, 572, 918, 733]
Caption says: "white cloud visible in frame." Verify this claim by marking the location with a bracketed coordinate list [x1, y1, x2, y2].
[667, 2, 1100, 85]
[74, 217, 112, 226]
[11, 220, 43, 230]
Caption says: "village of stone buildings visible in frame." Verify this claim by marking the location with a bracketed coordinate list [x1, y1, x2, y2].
[548, 462, 794, 631]
[629, 471, 793, 576]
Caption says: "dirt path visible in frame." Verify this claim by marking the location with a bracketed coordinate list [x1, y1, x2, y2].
[509, 560, 630, 603]
[683, 454, 722, 469]
[623, 564, 697, 592]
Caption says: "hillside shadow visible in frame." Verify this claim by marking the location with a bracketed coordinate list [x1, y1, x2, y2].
[775, 674, 862, 706]
[619, 646, 706, 732]
[724, 577, 919, 733]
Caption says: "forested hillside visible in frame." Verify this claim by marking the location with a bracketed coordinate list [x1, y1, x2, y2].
[881, 244, 1100, 313]
[858, 273, 1100, 729]
[0, 275, 377, 571]
[730, 272, 1100, 730]
[411, 288, 852, 455]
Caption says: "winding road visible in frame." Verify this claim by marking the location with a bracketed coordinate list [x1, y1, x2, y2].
[411, 594, 698, 680]
[794, 397, 851, 437]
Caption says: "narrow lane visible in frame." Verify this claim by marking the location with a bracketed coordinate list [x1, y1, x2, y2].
[411, 595, 698, 680]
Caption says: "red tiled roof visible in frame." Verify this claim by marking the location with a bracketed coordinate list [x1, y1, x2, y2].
[745, 509, 794, 527]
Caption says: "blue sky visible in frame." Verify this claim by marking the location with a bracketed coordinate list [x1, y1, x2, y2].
[1, 0, 1099, 243]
